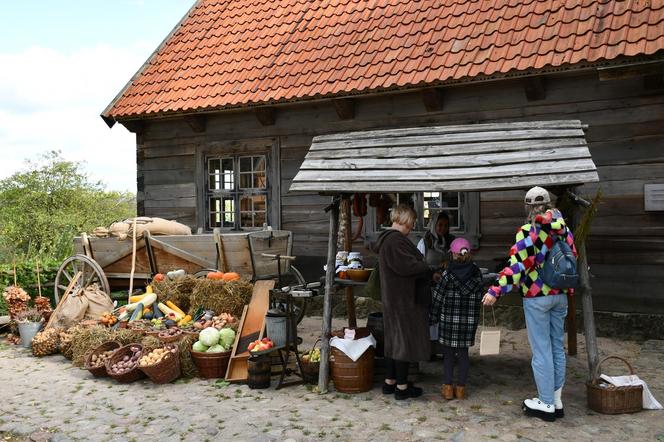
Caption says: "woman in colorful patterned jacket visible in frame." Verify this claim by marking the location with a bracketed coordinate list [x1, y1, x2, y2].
[482, 186, 577, 422]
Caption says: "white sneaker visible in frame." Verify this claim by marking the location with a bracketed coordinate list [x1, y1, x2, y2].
[522, 397, 556, 422]
[554, 387, 564, 418]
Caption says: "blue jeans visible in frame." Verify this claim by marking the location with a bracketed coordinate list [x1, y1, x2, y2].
[523, 294, 568, 405]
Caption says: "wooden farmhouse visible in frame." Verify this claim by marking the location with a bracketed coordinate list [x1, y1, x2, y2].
[102, 0, 664, 326]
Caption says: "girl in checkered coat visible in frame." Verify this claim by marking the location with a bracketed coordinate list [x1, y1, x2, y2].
[430, 237, 484, 400]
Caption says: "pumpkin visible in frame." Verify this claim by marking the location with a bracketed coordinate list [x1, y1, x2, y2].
[206, 271, 225, 280]
[222, 272, 241, 281]
[153, 273, 165, 282]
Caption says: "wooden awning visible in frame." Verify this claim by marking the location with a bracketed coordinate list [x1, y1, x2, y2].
[289, 120, 599, 193]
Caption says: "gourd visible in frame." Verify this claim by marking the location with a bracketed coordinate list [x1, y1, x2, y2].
[129, 303, 144, 321]
[166, 301, 186, 317]
[206, 271, 225, 280]
[153, 301, 164, 318]
[125, 293, 157, 312]
[157, 303, 183, 321]
[222, 272, 241, 281]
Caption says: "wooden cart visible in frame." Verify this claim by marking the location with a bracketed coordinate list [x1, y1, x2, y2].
[54, 229, 307, 306]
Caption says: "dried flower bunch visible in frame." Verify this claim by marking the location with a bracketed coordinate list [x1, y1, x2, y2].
[15, 308, 43, 323]
[34, 296, 52, 314]
[3, 285, 31, 320]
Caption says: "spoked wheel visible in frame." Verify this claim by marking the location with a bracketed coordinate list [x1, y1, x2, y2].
[54, 255, 110, 305]
[276, 265, 308, 325]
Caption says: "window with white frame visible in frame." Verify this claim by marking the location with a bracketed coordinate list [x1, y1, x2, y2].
[370, 191, 480, 246]
[206, 155, 268, 230]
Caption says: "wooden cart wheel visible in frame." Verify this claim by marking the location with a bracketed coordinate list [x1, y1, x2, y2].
[54, 255, 110, 305]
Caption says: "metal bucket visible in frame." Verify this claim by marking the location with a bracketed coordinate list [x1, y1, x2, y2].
[265, 309, 296, 347]
[18, 321, 42, 348]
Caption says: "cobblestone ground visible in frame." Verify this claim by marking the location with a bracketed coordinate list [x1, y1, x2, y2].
[1, 317, 663, 442]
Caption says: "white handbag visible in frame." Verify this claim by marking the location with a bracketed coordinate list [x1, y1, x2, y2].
[479, 306, 501, 356]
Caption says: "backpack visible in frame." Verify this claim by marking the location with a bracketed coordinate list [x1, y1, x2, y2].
[540, 236, 579, 289]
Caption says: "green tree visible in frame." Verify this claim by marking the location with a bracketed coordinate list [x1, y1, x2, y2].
[0, 151, 135, 262]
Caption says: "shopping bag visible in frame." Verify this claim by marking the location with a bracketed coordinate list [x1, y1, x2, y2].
[479, 306, 501, 356]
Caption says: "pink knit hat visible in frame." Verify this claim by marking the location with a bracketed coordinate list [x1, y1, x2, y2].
[449, 238, 471, 254]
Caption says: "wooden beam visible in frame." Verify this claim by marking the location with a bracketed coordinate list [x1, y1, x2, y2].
[644, 73, 664, 90]
[184, 115, 207, 133]
[319, 197, 339, 394]
[421, 88, 444, 112]
[598, 60, 664, 81]
[524, 76, 546, 101]
[254, 107, 276, 126]
[333, 98, 355, 120]
[121, 120, 144, 133]
[342, 195, 356, 328]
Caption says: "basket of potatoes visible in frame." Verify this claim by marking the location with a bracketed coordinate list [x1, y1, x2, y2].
[85, 341, 122, 377]
[105, 344, 146, 383]
[139, 345, 180, 384]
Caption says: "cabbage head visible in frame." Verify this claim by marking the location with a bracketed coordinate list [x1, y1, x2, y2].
[206, 344, 226, 353]
[218, 328, 236, 349]
[199, 327, 220, 346]
[192, 341, 209, 352]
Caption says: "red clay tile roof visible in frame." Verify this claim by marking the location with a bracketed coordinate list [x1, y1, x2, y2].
[103, 0, 664, 120]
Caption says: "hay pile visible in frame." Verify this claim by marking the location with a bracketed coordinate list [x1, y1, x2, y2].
[189, 279, 252, 317]
[140, 335, 163, 352]
[176, 335, 198, 377]
[152, 275, 198, 312]
[69, 326, 143, 366]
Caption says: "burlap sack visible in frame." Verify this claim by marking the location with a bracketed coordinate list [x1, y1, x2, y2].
[50, 289, 89, 329]
[82, 284, 114, 320]
[107, 217, 191, 240]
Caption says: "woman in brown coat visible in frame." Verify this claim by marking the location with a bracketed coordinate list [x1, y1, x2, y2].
[373, 204, 432, 400]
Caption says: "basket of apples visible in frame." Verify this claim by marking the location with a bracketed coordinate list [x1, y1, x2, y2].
[248, 337, 275, 354]
[300, 339, 321, 384]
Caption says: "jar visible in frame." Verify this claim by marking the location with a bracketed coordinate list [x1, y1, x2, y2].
[347, 252, 363, 268]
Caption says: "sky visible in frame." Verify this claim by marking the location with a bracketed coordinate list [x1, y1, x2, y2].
[0, 0, 196, 192]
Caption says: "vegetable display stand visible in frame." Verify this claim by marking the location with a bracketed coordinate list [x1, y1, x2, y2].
[330, 346, 375, 394]
[191, 349, 231, 379]
[140, 345, 181, 384]
[105, 344, 146, 383]
[247, 354, 271, 389]
[85, 341, 121, 378]
[587, 356, 643, 414]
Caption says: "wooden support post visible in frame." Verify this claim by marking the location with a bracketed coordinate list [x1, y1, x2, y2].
[342, 195, 357, 328]
[578, 241, 599, 380]
[566, 293, 577, 356]
[318, 197, 339, 393]
[569, 188, 599, 379]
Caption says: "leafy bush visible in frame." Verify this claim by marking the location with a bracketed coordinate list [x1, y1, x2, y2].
[0, 151, 135, 261]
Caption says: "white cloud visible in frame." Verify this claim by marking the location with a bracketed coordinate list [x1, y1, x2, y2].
[0, 43, 155, 192]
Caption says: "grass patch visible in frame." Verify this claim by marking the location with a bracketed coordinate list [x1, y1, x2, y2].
[379, 424, 392, 431]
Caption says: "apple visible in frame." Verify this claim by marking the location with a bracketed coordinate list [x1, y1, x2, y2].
[248, 342, 256, 351]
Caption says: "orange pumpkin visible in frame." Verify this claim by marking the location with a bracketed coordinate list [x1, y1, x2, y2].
[222, 272, 241, 281]
[206, 271, 225, 280]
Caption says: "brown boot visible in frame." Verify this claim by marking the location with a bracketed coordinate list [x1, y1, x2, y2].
[441, 384, 454, 400]
[454, 385, 466, 399]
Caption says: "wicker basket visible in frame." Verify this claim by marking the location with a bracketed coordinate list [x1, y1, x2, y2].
[301, 339, 321, 384]
[139, 345, 181, 384]
[158, 329, 184, 343]
[85, 341, 121, 378]
[105, 344, 146, 383]
[587, 356, 643, 414]
[190, 349, 231, 379]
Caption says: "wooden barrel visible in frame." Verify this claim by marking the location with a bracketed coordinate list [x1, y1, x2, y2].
[247, 354, 271, 389]
[330, 346, 375, 393]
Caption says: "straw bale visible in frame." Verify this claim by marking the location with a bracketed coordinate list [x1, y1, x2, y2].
[152, 275, 198, 312]
[189, 279, 253, 317]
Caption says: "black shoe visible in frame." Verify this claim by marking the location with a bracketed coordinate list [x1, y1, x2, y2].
[554, 407, 564, 418]
[395, 384, 423, 400]
[382, 382, 396, 394]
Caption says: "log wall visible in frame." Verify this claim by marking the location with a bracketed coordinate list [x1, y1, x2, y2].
[134, 70, 664, 314]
